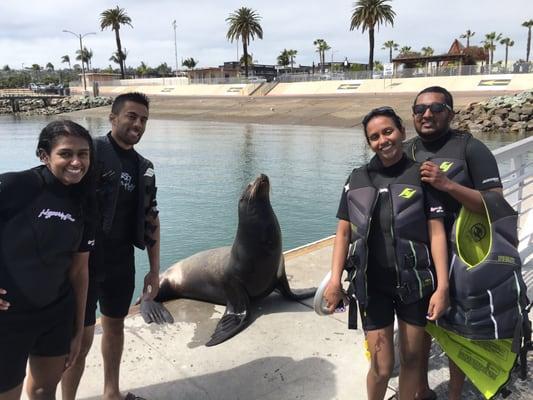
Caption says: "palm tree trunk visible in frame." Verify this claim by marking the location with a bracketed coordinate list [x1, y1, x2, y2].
[114, 28, 125, 79]
[527, 27, 532, 62]
[243, 40, 249, 77]
[505, 46, 509, 72]
[389, 48, 392, 63]
[368, 28, 375, 76]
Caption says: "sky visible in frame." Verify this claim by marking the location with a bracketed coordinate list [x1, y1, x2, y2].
[0, 0, 531, 71]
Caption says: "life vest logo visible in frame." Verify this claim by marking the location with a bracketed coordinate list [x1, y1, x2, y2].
[470, 223, 487, 242]
[439, 161, 454, 172]
[38, 209, 75, 222]
[497, 255, 516, 264]
[399, 188, 416, 199]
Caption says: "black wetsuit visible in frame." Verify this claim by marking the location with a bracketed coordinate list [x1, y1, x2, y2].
[337, 155, 446, 330]
[0, 166, 93, 392]
[85, 132, 158, 325]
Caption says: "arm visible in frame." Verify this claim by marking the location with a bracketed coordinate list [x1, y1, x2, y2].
[324, 219, 351, 313]
[420, 161, 502, 213]
[143, 214, 160, 300]
[0, 288, 9, 311]
[426, 218, 449, 321]
[65, 251, 89, 369]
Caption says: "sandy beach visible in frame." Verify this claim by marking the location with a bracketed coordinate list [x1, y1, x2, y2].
[66, 90, 518, 130]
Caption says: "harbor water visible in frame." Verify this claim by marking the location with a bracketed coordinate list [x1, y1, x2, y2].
[0, 115, 518, 302]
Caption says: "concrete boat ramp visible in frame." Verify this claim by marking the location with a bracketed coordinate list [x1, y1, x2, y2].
[61, 237, 531, 400]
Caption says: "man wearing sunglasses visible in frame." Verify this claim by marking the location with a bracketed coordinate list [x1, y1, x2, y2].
[405, 86, 503, 400]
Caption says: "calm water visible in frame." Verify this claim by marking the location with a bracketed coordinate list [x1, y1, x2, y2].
[0, 115, 518, 302]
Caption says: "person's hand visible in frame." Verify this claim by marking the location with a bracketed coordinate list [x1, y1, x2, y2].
[64, 332, 82, 370]
[0, 288, 10, 311]
[427, 288, 449, 321]
[143, 271, 160, 300]
[420, 161, 452, 192]
[323, 280, 347, 314]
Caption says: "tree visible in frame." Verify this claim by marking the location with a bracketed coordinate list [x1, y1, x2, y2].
[61, 55, 71, 69]
[226, 7, 263, 77]
[399, 46, 412, 56]
[2, 65, 11, 71]
[500, 37, 515, 71]
[277, 49, 290, 67]
[421, 46, 434, 56]
[76, 47, 92, 72]
[155, 62, 172, 77]
[350, 0, 395, 73]
[182, 57, 198, 70]
[460, 29, 475, 48]
[31, 64, 41, 71]
[100, 6, 133, 79]
[240, 53, 253, 67]
[483, 32, 502, 70]
[287, 49, 297, 70]
[522, 20, 533, 62]
[373, 60, 383, 71]
[137, 61, 149, 77]
[46, 62, 54, 71]
[382, 40, 398, 63]
[110, 48, 128, 66]
[313, 39, 331, 72]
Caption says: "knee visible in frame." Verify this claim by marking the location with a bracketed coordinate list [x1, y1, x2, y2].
[102, 317, 125, 337]
[400, 349, 422, 370]
[369, 359, 394, 383]
[27, 384, 57, 400]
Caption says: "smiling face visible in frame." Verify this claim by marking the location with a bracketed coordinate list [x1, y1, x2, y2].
[110, 100, 149, 149]
[365, 115, 406, 167]
[413, 92, 454, 140]
[41, 135, 91, 185]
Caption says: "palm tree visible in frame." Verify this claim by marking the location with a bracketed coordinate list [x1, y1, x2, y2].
[350, 0, 396, 73]
[182, 57, 198, 70]
[277, 49, 290, 67]
[61, 55, 71, 69]
[46, 62, 54, 71]
[484, 32, 502, 70]
[109, 48, 128, 66]
[399, 46, 412, 56]
[226, 7, 263, 77]
[287, 49, 298, 70]
[500, 37, 515, 71]
[382, 40, 398, 63]
[460, 29, 475, 48]
[421, 46, 434, 56]
[137, 61, 149, 77]
[313, 39, 331, 72]
[100, 6, 133, 79]
[76, 47, 92, 72]
[522, 20, 533, 62]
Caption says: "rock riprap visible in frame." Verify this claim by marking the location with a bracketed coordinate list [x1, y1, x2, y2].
[0, 96, 112, 116]
[452, 90, 533, 134]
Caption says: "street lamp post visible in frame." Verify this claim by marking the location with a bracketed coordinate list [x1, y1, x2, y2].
[62, 30, 95, 93]
[172, 20, 178, 76]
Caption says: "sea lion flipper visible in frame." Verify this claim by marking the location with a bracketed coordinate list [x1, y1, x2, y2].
[276, 271, 317, 300]
[206, 280, 250, 346]
[140, 299, 174, 325]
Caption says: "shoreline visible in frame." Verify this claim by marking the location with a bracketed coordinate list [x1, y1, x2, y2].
[64, 91, 520, 130]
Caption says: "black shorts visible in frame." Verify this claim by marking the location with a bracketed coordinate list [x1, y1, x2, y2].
[0, 304, 73, 392]
[361, 269, 430, 331]
[85, 243, 135, 326]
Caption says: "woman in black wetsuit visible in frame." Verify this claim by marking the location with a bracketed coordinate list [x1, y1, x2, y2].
[0, 120, 95, 400]
[324, 107, 449, 400]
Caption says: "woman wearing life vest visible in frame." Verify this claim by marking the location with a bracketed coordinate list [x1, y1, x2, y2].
[0, 120, 95, 399]
[324, 107, 450, 400]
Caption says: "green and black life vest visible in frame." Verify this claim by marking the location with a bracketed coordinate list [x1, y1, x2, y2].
[345, 161, 435, 323]
[438, 191, 527, 340]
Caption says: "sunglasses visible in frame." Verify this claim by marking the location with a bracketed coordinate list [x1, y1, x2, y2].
[362, 106, 398, 126]
[412, 102, 452, 115]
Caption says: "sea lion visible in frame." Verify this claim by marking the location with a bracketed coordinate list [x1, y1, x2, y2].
[143, 174, 316, 346]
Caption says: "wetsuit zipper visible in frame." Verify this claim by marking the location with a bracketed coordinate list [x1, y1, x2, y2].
[387, 185, 401, 290]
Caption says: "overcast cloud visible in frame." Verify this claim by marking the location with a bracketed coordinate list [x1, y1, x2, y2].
[0, 0, 531, 70]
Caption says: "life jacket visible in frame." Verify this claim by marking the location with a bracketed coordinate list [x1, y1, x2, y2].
[406, 131, 474, 220]
[94, 135, 158, 250]
[438, 191, 528, 340]
[0, 167, 83, 311]
[344, 160, 436, 328]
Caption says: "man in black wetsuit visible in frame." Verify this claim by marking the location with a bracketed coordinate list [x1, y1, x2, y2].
[405, 86, 503, 400]
[62, 92, 160, 400]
